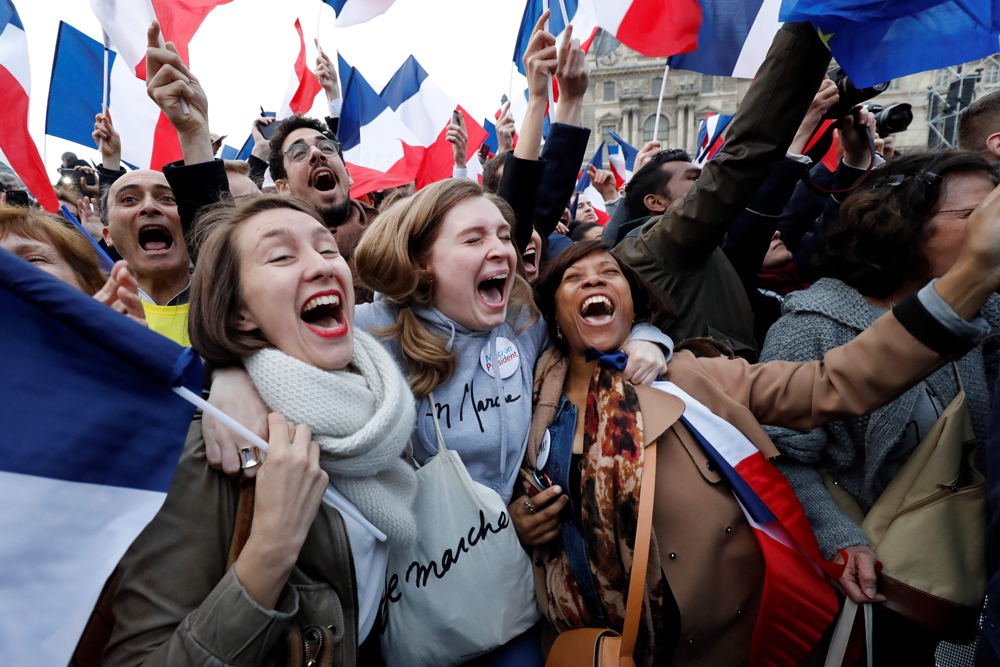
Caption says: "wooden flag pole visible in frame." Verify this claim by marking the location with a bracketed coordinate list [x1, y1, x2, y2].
[652, 60, 670, 143]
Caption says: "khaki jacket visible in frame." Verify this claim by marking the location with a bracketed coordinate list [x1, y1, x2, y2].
[104, 419, 360, 667]
[533, 311, 945, 667]
[612, 21, 832, 361]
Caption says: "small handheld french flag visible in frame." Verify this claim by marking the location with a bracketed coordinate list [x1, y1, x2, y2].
[607, 130, 638, 188]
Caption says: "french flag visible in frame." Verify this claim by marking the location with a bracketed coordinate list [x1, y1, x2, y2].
[380, 55, 488, 189]
[89, 0, 232, 170]
[574, 142, 610, 225]
[607, 130, 637, 188]
[323, 0, 396, 26]
[0, 1, 59, 212]
[0, 250, 202, 666]
[278, 19, 323, 120]
[337, 54, 422, 197]
[512, 0, 700, 73]
[653, 380, 842, 667]
[694, 113, 733, 166]
[669, 0, 783, 78]
[482, 118, 499, 158]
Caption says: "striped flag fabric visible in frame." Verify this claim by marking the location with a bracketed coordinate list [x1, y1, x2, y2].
[0, 249, 202, 667]
[607, 130, 638, 187]
[669, 0, 783, 78]
[512, 0, 700, 74]
[322, 0, 396, 26]
[0, 0, 59, 212]
[694, 113, 734, 166]
[336, 53, 423, 197]
[278, 19, 323, 120]
[89, 0, 232, 170]
[574, 141, 610, 225]
[653, 380, 842, 667]
[380, 55, 488, 188]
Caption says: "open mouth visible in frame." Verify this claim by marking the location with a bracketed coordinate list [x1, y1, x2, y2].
[477, 272, 508, 307]
[523, 248, 537, 273]
[579, 295, 615, 326]
[310, 167, 337, 192]
[300, 291, 347, 337]
[138, 224, 174, 253]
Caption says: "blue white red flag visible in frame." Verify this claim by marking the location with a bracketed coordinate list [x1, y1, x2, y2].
[337, 54, 422, 197]
[575, 141, 610, 225]
[0, 1, 58, 212]
[482, 118, 499, 158]
[89, 0, 232, 169]
[512, 0, 700, 73]
[780, 0, 1000, 87]
[669, 0, 783, 78]
[694, 113, 734, 166]
[278, 19, 323, 120]
[323, 0, 396, 26]
[380, 55, 487, 188]
[652, 380, 842, 667]
[607, 130, 638, 188]
[0, 249, 202, 667]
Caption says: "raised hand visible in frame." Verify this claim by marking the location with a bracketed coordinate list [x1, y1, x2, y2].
[73, 166, 100, 197]
[635, 140, 662, 172]
[145, 21, 212, 164]
[788, 78, 839, 155]
[251, 116, 277, 161]
[588, 164, 618, 202]
[496, 102, 515, 154]
[840, 105, 876, 170]
[554, 24, 588, 126]
[447, 111, 468, 170]
[517, 10, 555, 162]
[92, 105, 122, 171]
[76, 196, 103, 240]
[92, 260, 147, 327]
[314, 40, 340, 103]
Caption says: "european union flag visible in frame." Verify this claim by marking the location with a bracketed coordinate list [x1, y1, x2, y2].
[0, 248, 202, 666]
[780, 0, 1000, 87]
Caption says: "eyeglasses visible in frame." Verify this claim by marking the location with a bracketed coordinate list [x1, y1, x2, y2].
[284, 138, 341, 163]
[876, 170, 943, 189]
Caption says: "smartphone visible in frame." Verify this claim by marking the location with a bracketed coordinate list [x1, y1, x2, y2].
[60, 168, 97, 186]
[258, 119, 278, 141]
[452, 110, 462, 126]
[6, 190, 29, 207]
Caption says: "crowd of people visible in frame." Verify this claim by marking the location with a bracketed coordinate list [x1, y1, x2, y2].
[9, 12, 1000, 667]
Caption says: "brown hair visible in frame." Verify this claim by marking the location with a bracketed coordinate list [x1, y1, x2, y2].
[959, 89, 1000, 154]
[353, 178, 539, 398]
[223, 159, 250, 176]
[813, 150, 999, 299]
[188, 194, 326, 365]
[0, 205, 106, 295]
[482, 150, 511, 194]
[533, 239, 675, 354]
[267, 115, 341, 182]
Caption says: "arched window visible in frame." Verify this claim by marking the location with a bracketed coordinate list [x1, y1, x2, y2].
[643, 114, 668, 142]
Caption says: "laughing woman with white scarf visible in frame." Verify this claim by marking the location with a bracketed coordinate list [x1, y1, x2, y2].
[104, 195, 415, 667]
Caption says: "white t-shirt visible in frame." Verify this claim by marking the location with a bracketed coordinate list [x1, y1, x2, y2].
[331, 490, 387, 644]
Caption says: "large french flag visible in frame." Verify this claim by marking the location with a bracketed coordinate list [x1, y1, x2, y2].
[337, 54, 422, 197]
[670, 0, 783, 78]
[380, 55, 488, 189]
[653, 380, 842, 667]
[607, 130, 637, 188]
[574, 141, 610, 225]
[0, 249, 202, 666]
[0, 1, 59, 212]
[277, 18, 323, 120]
[694, 113, 734, 167]
[89, 0, 232, 170]
[323, 0, 396, 26]
[512, 0, 700, 74]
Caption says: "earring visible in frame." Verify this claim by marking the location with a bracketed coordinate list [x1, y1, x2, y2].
[556, 325, 563, 339]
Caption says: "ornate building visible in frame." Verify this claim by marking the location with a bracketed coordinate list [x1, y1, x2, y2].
[582, 30, 1000, 161]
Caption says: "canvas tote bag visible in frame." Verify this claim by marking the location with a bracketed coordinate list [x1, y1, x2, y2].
[822, 366, 988, 643]
[379, 391, 540, 666]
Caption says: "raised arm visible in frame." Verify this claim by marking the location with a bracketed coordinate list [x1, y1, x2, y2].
[617, 22, 832, 272]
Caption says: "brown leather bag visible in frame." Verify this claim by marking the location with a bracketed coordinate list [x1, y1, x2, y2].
[69, 477, 335, 667]
[543, 439, 659, 667]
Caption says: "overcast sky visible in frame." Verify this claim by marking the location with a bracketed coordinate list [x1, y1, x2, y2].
[20, 0, 530, 175]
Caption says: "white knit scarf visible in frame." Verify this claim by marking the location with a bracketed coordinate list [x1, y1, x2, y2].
[244, 330, 418, 547]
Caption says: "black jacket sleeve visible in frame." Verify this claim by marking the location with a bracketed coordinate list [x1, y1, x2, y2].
[534, 123, 591, 239]
[497, 155, 546, 255]
[97, 165, 127, 194]
[247, 155, 268, 184]
[326, 116, 340, 138]
[162, 159, 232, 263]
[794, 159, 868, 280]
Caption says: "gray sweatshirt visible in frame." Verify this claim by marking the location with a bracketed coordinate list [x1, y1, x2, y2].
[356, 300, 672, 503]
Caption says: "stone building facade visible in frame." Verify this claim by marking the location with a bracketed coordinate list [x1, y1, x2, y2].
[582, 30, 1000, 161]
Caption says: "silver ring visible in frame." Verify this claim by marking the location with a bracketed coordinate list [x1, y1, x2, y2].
[525, 499, 535, 514]
[240, 446, 261, 470]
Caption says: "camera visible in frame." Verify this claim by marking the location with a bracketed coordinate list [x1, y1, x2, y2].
[823, 67, 891, 120]
[864, 103, 913, 136]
